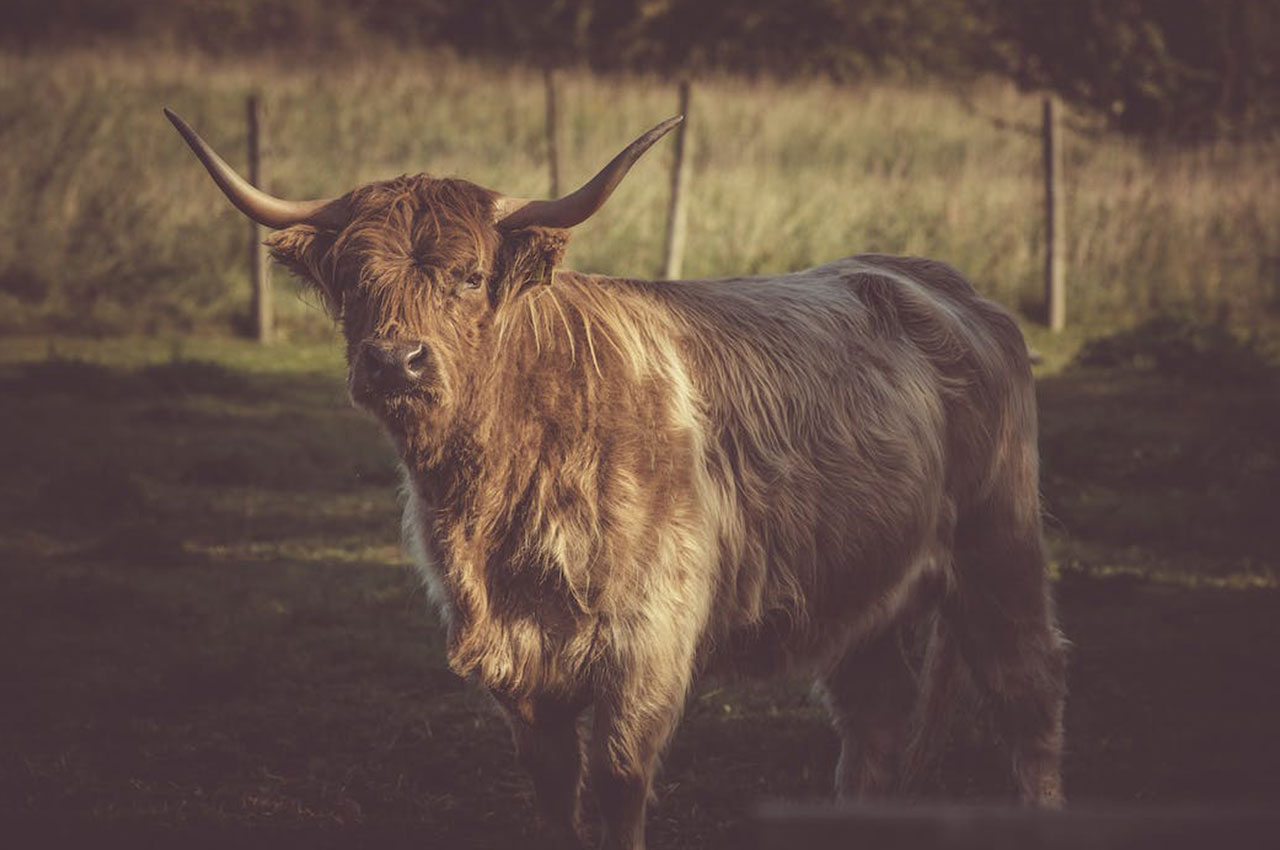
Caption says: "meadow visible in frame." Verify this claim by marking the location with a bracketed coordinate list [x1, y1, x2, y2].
[1, 327, 1277, 846]
[3, 43, 1280, 848]
[1, 47, 1277, 335]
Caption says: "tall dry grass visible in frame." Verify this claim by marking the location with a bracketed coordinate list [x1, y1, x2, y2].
[1, 47, 1276, 335]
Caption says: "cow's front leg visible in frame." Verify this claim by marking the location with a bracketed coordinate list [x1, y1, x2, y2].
[589, 695, 682, 850]
[500, 694, 590, 849]
[590, 639, 695, 850]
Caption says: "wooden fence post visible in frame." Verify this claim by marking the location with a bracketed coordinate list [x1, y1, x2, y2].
[663, 80, 692, 280]
[1042, 96, 1066, 332]
[544, 67, 561, 198]
[247, 93, 272, 344]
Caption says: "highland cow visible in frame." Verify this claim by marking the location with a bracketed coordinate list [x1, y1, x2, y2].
[168, 108, 1066, 850]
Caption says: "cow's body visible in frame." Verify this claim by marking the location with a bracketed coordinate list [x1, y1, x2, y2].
[400, 253, 1065, 846]
[168, 111, 1066, 850]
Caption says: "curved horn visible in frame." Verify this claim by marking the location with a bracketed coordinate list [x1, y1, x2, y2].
[496, 115, 683, 230]
[164, 107, 347, 230]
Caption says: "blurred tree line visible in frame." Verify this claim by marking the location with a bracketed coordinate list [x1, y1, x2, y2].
[6, 0, 1277, 139]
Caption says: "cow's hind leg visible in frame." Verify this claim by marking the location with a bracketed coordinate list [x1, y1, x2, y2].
[501, 695, 589, 848]
[819, 623, 921, 798]
[949, 503, 1067, 806]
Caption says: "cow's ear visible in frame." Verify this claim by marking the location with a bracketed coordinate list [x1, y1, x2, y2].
[266, 225, 341, 316]
[492, 227, 570, 306]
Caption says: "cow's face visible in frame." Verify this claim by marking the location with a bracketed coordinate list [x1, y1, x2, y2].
[267, 176, 568, 447]
[164, 108, 674, 453]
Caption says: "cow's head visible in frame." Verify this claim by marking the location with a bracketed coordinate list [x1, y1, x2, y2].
[165, 109, 678, 456]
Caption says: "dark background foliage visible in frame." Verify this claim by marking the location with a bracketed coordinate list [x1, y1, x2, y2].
[6, 0, 1278, 139]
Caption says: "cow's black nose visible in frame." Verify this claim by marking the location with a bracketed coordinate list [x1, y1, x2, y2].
[361, 339, 429, 386]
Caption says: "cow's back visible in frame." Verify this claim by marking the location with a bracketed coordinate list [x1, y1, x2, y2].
[648, 255, 1035, 672]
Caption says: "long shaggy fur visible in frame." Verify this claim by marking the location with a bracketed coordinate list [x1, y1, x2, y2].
[266, 173, 1067, 850]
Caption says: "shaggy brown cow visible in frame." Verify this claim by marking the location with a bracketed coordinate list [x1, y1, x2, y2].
[167, 108, 1066, 850]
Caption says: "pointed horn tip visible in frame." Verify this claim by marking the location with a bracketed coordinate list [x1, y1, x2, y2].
[163, 107, 197, 143]
[628, 115, 683, 153]
[639, 116, 683, 148]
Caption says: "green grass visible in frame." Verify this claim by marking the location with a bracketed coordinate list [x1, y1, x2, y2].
[4, 36, 1278, 848]
[1, 331, 1278, 846]
[2, 47, 1278, 336]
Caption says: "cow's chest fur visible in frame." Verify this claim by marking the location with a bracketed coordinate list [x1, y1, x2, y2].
[401, 471, 601, 701]
[397, 377, 712, 701]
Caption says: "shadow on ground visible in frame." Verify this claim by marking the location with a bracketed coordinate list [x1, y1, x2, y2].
[1, 332, 1277, 847]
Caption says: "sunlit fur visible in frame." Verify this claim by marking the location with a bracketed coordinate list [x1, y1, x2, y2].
[268, 173, 1067, 850]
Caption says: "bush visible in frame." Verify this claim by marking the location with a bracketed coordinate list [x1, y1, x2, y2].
[1073, 315, 1275, 383]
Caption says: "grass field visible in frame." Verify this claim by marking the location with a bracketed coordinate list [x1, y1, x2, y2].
[1, 327, 1277, 847]
[3, 39, 1279, 847]
[2, 47, 1278, 335]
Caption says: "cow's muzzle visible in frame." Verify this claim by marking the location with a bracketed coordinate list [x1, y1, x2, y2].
[353, 338, 431, 397]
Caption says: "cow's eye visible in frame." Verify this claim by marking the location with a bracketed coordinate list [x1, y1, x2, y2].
[461, 270, 486, 292]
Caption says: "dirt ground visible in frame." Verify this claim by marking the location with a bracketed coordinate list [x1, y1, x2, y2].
[1, 333, 1277, 847]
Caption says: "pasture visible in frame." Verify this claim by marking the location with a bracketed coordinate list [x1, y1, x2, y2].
[2, 48, 1278, 335]
[3, 38, 1279, 848]
[2, 327, 1277, 846]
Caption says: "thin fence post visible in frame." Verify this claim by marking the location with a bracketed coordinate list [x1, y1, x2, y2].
[544, 67, 561, 198]
[1043, 95, 1066, 332]
[247, 93, 272, 344]
[663, 79, 692, 280]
